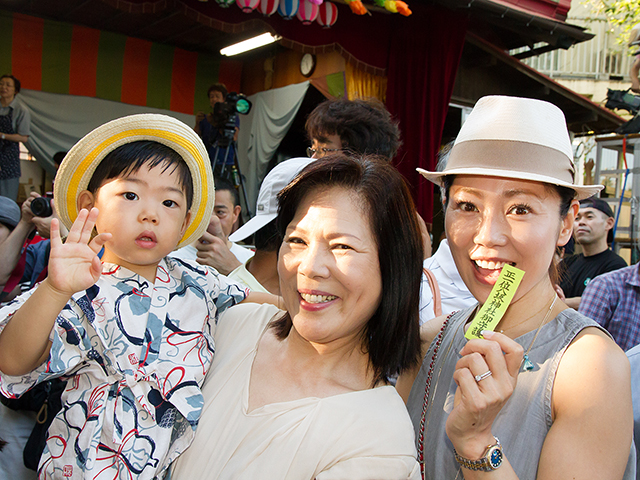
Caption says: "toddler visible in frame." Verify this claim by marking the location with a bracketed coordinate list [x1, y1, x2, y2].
[0, 114, 257, 479]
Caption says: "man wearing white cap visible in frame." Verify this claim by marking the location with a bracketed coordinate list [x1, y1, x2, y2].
[227, 158, 314, 294]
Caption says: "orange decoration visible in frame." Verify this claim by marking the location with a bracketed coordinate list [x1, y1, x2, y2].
[395, 0, 411, 16]
[346, 0, 368, 15]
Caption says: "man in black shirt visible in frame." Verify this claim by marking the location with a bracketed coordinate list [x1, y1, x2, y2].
[558, 198, 627, 308]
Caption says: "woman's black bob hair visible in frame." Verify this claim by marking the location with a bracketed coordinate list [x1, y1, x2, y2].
[273, 153, 423, 386]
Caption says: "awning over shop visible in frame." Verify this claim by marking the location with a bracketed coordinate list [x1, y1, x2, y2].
[452, 33, 624, 135]
[435, 0, 593, 55]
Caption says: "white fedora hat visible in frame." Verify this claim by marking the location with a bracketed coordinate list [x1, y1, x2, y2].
[417, 95, 603, 200]
[54, 113, 214, 249]
[229, 157, 314, 243]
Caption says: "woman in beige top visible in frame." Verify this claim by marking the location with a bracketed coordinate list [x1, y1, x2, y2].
[172, 154, 424, 479]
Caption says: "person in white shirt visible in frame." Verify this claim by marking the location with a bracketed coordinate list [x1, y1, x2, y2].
[419, 239, 476, 325]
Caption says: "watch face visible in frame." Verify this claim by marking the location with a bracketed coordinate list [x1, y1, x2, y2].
[488, 446, 503, 469]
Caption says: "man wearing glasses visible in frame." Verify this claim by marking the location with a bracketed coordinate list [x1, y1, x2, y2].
[305, 98, 401, 161]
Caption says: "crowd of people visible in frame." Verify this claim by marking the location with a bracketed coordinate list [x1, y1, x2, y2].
[0, 80, 639, 480]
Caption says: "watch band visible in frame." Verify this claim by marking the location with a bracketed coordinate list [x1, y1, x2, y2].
[454, 436, 503, 472]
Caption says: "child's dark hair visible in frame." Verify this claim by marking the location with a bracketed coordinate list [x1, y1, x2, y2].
[87, 141, 194, 211]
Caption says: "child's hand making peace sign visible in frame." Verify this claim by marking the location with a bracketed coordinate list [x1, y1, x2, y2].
[47, 208, 111, 297]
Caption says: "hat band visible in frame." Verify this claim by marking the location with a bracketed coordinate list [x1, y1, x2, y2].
[64, 127, 210, 245]
[449, 140, 575, 185]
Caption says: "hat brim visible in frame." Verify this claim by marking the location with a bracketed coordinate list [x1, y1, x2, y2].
[54, 114, 213, 249]
[417, 167, 603, 201]
[229, 212, 277, 243]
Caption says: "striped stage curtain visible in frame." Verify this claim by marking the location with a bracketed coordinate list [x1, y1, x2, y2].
[345, 61, 386, 103]
[0, 10, 241, 115]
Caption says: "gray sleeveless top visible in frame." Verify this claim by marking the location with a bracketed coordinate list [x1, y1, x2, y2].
[407, 307, 636, 479]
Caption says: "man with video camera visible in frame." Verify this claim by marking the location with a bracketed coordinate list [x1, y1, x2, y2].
[194, 83, 240, 177]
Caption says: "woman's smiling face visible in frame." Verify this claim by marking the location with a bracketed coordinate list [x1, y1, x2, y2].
[445, 175, 575, 304]
[278, 186, 382, 348]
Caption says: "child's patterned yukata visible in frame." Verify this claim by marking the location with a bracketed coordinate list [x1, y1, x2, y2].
[0, 256, 248, 479]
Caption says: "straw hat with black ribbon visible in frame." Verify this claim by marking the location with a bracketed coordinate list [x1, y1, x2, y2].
[417, 95, 603, 201]
[53, 113, 213, 249]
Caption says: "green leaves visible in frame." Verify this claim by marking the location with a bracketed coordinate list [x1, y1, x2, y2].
[583, 0, 640, 46]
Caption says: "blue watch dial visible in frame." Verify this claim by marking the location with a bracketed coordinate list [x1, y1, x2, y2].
[488, 446, 503, 469]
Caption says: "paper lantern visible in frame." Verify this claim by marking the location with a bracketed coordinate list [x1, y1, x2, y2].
[258, 0, 279, 16]
[316, 1, 338, 27]
[308, 0, 323, 5]
[236, 0, 259, 12]
[296, 0, 319, 25]
[216, 0, 235, 7]
[278, 0, 299, 19]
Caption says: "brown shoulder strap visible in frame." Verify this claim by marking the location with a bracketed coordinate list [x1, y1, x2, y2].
[423, 267, 442, 317]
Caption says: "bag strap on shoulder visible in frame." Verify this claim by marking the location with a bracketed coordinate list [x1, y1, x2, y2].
[423, 267, 442, 317]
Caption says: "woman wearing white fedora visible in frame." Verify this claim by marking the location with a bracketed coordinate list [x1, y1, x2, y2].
[397, 96, 634, 479]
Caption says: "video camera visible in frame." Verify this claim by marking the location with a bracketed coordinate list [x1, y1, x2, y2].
[605, 89, 640, 115]
[211, 92, 252, 148]
[604, 89, 640, 134]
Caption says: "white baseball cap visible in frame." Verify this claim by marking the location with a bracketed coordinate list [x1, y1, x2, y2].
[229, 157, 314, 242]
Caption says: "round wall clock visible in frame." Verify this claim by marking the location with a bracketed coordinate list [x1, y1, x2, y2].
[300, 53, 317, 78]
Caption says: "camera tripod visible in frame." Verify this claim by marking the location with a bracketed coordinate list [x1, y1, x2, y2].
[213, 140, 252, 218]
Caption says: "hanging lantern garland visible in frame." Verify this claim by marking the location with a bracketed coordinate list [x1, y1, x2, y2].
[218, 0, 409, 25]
[296, 0, 319, 24]
[258, 0, 279, 16]
[278, 0, 299, 19]
[316, 1, 337, 27]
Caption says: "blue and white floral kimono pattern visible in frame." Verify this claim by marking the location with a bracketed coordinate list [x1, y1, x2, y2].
[0, 257, 248, 479]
